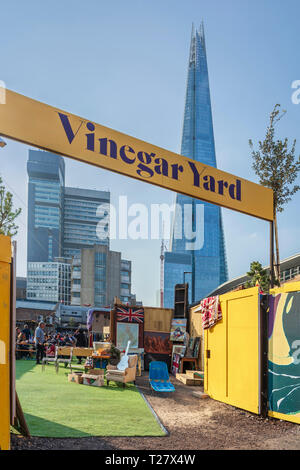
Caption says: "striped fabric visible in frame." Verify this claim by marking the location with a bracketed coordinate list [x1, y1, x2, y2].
[197, 296, 222, 330]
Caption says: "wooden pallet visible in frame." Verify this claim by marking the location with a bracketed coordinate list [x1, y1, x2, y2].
[186, 370, 204, 379]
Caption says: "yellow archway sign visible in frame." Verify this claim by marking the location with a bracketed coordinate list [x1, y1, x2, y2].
[0, 89, 273, 221]
[0, 89, 274, 449]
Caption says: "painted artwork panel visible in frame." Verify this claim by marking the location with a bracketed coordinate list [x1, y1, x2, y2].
[144, 331, 172, 354]
[170, 319, 187, 342]
[268, 291, 300, 422]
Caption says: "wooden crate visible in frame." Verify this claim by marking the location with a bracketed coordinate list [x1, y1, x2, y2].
[176, 373, 195, 386]
[176, 373, 204, 386]
[193, 378, 203, 386]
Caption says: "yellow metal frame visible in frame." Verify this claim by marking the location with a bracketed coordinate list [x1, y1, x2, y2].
[270, 281, 300, 295]
[0, 235, 12, 450]
[268, 410, 300, 424]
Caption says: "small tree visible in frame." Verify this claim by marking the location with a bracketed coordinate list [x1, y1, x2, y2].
[249, 104, 300, 283]
[0, 176, 22, 236]
[245, 261, 270, 293]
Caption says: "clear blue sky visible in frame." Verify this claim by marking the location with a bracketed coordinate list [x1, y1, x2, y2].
[1, 0, 300, 305]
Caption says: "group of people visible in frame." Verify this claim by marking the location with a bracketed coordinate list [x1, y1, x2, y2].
[16, 322, 88, 364]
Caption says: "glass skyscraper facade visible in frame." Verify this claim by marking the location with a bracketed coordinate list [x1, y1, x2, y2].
[27, 150, 136, 307]
[164, 24, 228, 307]
[27, 150, 65, 263]
[27, 150, 110, 263]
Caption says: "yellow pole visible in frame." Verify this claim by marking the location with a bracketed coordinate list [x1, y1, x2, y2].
[0, 235, 12, 450]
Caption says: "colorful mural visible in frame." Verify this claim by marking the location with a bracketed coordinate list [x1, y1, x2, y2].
[268, 291, 300, 420]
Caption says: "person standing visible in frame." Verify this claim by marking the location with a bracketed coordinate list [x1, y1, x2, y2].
[34, 321, 45, 364]
[74, 328, 86, 364]
[15, 327, 21, 342]
[22, 324, 31, 341]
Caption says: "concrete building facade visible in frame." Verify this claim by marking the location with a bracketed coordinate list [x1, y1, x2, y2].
[71, 245, 134, 308]
[63, 186, 110, 259]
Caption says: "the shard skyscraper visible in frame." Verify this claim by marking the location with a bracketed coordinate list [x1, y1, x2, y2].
[164, 24, 228, 307]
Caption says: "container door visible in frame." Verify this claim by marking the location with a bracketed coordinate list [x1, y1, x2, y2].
[205, 287, 261, 415]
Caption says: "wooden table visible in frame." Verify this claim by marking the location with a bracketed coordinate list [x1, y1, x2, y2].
[179, 357, 198, 373]
[15, 342, 35, 358]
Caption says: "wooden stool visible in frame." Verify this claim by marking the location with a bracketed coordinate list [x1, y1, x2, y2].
[179, 357, 198, 373]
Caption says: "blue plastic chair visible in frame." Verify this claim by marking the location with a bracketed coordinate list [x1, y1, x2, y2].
[149, 361, 175, 392]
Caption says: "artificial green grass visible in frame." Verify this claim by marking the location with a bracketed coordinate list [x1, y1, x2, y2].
[15, 360, 165, 438]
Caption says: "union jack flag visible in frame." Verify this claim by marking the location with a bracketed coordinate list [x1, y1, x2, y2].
[116, 306, 144, 323]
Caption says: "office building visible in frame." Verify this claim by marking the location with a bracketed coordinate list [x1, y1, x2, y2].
[27, 150, 65, 262]
[27, 260, 71, 304]
[27, 150, 110, 262]
[26, 150, 114, 303]
[70, 245, 135, 308]
[16, 277, 27, 300]
[63, 187, 110, 259]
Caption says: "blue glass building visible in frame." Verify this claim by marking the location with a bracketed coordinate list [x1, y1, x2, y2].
[27, 150, 65, 262]
[27, 150, 135, 306]
[164, 24, 228, 307]
[27, 150, 110, 262]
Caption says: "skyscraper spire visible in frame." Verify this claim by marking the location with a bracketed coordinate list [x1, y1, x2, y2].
[198, 20, 206, 51]
[164, 23, 228, 307]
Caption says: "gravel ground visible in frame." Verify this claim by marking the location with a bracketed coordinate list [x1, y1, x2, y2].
[11, 373, 300, 450]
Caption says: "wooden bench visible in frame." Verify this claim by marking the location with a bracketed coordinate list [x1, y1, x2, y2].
[73, 347, 94, 357]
